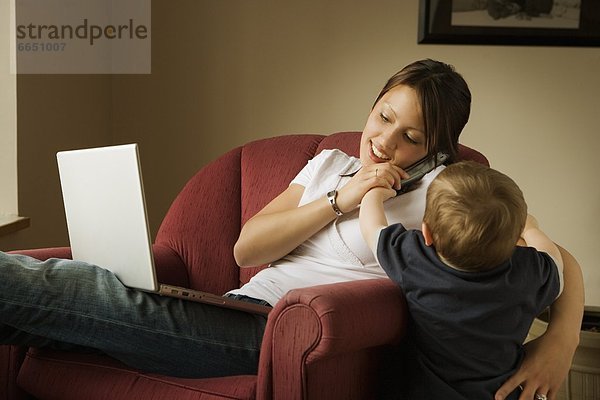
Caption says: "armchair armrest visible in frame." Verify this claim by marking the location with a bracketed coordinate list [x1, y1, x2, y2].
[151, 244, 189, 288]
[257, 278, 408, 400]
[9, 247, 73, 260]
[9, 245, 189, 288]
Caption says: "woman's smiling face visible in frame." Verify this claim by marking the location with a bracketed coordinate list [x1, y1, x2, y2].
[360, 84, 428, 170]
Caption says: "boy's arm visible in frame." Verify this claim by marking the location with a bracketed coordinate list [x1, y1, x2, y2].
[520, 214, 564, 276]
[495, 244, 583, 400]
[359, 188, 395, 252]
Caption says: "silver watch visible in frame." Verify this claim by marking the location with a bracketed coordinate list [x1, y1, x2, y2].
[326, 190, 344, 217]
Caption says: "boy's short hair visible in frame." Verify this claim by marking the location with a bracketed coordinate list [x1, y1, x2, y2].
[423, 161, 527, 271]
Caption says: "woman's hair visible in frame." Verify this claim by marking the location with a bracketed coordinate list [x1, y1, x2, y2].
[373, 59, 471, 164]
[423, 161, 527, 271]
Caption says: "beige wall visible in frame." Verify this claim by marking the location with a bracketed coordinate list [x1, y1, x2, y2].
[1, 0, 598, 306]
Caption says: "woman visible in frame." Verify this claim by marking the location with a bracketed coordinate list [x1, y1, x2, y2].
[232, 59, 584, 400]
[231, 59, 470, 304]
[0, 59, 583, 400]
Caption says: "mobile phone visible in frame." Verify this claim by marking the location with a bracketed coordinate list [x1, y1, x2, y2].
[396, 152, 449, 195]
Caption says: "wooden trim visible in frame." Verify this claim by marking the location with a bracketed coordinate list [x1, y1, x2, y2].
[0, 215, 30, 236]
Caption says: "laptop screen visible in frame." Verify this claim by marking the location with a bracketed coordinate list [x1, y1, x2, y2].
[57, 144, 157, 291]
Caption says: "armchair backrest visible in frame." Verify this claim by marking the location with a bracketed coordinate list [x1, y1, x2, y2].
[155, 132, 488, 293]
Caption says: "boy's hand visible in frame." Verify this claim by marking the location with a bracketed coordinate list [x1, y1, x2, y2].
[337, 163, 407, 213]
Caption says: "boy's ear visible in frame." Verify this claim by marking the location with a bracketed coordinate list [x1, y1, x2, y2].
[422, 222, 434, 246]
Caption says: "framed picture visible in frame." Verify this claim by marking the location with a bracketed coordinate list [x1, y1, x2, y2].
[418, 0, 600, 46]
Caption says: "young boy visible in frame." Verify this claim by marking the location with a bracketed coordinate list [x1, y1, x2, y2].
[359, 161, 563, 400]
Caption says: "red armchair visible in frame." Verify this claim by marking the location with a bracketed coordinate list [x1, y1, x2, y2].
[2, 132, 487, 400]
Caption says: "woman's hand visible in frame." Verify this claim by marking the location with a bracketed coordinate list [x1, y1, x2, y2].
[336, 163, 408, 213]
[494, 329, 577, 400]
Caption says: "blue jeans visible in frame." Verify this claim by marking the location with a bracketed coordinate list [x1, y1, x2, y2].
[0, 252, 268, 378]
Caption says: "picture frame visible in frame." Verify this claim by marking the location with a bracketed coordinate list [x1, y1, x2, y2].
[418, 0, 600, 47]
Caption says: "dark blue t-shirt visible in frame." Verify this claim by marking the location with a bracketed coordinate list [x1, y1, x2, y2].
[377, 224, 560, 400]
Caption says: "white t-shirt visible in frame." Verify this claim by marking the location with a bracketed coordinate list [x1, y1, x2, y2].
[228, 149, 444, 306]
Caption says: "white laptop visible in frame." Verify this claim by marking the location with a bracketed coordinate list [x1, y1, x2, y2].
[57, 144, 271, 315]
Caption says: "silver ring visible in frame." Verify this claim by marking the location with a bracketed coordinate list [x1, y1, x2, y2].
[534, 393, 547, 400]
